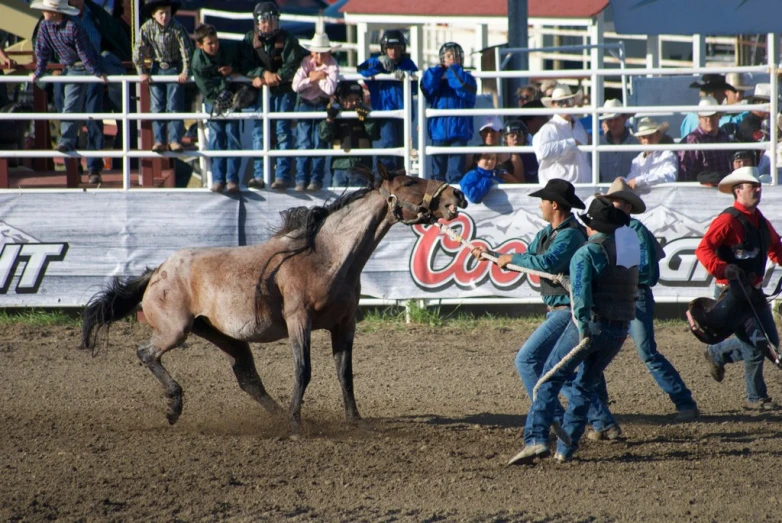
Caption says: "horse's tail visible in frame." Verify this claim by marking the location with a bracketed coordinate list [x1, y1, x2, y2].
[81, 268, 156, 351]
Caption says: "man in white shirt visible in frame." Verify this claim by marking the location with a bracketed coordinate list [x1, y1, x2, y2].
[625, 117, 678, 190]
[533, 84, 592, 184]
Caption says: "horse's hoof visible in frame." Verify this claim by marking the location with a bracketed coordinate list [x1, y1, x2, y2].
[166, 395, 183, 425]
[288, 433, 301, 442]
[261, 397, 284, 414]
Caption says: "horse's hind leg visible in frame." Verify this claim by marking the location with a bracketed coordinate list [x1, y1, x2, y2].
[287, 313, 313, 437]
[331, 318, 361, 423]
[191, 319, 283, 414]
[137, 341, 184, 425]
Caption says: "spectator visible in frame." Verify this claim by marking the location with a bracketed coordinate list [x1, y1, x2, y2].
[738, 83, 772, 143]
[292, 33, 339, 192]
[459, 149, 521, 203]
[420, 42, 476, 183]
[466, 116, 506, 172]
[723, 72, 753, 125]
[192, 24, 241, 194]
[133, 0, 192, 154]
[519, 99, 550, 136]
[320, 80, 378, 188]
[539, 79, 558, 98]
[517, 84, 539, 107]
[534, 84, 591, 184]
[733, 150, 756, 169]
[679, 96, 734, 183]
[499, 119, 535, 183]
[625, 117, 677, 190]
[680, 74, 737, 137]
[357, 29, 417, 171]
[598, 99, 638, 182]
[30, 0, 107, 169]
[239, 1, 306, 190]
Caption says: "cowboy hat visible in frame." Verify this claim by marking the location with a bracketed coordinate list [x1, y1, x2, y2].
[541, 84, 578, 108]
[142, 0, 180, 18]
[598, 99, 634, 120]
[479, 116, 503, 132]
[725, 73, 754, 92]
[529, 179, 586, 210]
[600, 178, 646, 214]
[579, 196, 631, 234]
[697, 96, 721, 117]
[30, 0, 79, 16]
[305, 33, 341, 53]
[747, 83, 773, 103]
[632, 117, 669, 137]
[717, 166, 761, 194]
[689, 73, 737, 93]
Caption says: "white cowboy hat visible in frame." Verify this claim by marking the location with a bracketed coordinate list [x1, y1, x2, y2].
[598, 99, 633, 120]
[718, 166, 761, 194]
[725, 73, 754, 92]
[748, 83, 772, 102]
[479, 116, 503, 132]
[305, 33, 341, 53]
[600, 177, 646, 214]
[30, 0, 80, 16]
[541, 84, 577, 108]
[631, 117, 670, 137]
[697, 96, 721, 117]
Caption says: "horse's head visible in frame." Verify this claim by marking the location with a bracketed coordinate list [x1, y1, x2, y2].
[376, 164, 467, 225]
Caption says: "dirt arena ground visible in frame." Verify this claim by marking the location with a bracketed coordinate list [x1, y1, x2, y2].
[3, 317, 782, 522]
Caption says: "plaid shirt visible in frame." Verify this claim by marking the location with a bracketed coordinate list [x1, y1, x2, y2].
[678, 126, 735, 182]
[133, 18, 192, 76]
[34, 17, 101, 78]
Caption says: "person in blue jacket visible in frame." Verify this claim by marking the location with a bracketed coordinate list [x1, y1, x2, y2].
[358, 29, 418, 171]
[420, 42, 476, 183]
[460, 150, 509, 203]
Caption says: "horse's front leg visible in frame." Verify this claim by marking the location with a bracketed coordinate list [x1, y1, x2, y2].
[286, 313, 312, 438]
[331, 318, 361, 423]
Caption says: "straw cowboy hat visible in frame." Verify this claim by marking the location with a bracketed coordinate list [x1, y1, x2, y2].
[600, 178, 646, 214]
[697, 96, 722, 116]
[718, 166, 761, 194]
[598, 99, 634, 120]
[579, 196, 631, 234]
[725, 73, 754, 92]
[541, 84, 578, 108]
[30, 0, 79, 16]
[631, 117, 670, 137]
[689, 73, 737, 93]
[305, 33, 341, 53]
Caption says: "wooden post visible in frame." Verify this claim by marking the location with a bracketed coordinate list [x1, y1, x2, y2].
[32, 84, 52, 172]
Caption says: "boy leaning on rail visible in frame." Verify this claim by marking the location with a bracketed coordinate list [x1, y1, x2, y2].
[132, 0, 192, 154]
[30, 0, 107, 163]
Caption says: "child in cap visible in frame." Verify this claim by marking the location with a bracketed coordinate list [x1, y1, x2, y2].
[133, 0, 192, 153]
[291, 32, 339, 192]
[192, 23, 242, 194]
[460, 149, 514, 204]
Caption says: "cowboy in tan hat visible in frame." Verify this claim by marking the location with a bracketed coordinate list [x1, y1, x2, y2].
[679, 96, 735, 182]
[598, 99, 638, 182]
[624, 117, 677, 189]
[598, 179, 700, 424]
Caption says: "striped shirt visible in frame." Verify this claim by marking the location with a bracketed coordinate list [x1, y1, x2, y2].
[133, 18, 192, 76]
[678, 127, 735, 181]
[34, 17, 101, 78]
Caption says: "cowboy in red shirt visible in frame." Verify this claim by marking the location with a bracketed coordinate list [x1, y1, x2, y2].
[696, 167, 782, 410]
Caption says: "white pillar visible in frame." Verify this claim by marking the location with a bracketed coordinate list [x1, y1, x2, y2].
[409, 25, 424, 72]
[692, 34, 706, 67]
[768, 33, 778, 186]
[646, 35, 660, 70]
[474, 23, 488, 92]
[357, 22, 369, 64]
[588, 14, 605, 185]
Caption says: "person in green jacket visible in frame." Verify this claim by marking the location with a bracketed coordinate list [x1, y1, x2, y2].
[192, 24, 242, 194]
[319, 80, 377, 188]
[239, 1, 306, 190]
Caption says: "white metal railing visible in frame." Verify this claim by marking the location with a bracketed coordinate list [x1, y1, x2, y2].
[0, 61, 778, 189]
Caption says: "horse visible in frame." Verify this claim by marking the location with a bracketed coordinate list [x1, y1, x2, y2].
[81, 164, 467, 436]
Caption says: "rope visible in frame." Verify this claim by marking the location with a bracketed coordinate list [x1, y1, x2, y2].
[532, 336, 590, 401]
[437, 223, 571, 291]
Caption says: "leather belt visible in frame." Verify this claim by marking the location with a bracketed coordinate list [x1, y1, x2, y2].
[156, 61, 180, 70]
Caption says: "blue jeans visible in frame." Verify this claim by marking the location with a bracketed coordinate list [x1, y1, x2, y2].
[431, 139, 466, 183]
[204, 102, 242, 184]
[332, 168, 370, 188]
[707, 288, 778, 403]
[58, 66, 89, 150]
[374, 118, 402, 171]
[149, 64, 185, 145]
[251, 90, 295, 182]
[524, 319, 628, 459]
[629, 286, 697, 410]
[294, 99, 327, 186]
[516, 308, 614, 430]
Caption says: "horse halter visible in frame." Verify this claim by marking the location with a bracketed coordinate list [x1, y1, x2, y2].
[379, 179, 450, 225]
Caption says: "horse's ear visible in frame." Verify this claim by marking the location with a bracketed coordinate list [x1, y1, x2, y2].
[377, 162, 391, 181]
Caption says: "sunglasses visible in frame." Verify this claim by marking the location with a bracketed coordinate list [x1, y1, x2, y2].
[553, 98, 575, 107]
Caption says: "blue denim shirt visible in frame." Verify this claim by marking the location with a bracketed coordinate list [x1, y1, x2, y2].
[570, 232, 613, 337]
[628, 217, 664, 287]
[511, 214, 587, 308]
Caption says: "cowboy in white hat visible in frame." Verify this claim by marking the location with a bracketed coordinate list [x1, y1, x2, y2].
[291, 33, 340, 191]
[679, 96, 734, 182]
[597, 99, 638, 182]
[533, 84, 592, 184]
[623, 117, 677, 189]
[697, 165, 782, 411]
[680, 73, 741, 137]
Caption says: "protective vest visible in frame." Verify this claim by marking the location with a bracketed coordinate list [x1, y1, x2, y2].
[716, 207, 770, 278]
[589, 235, 638, 321]
[535, 219, 586, 296]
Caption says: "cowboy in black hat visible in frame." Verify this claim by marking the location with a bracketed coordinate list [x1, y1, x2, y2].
[680, 73, 738, 137]
[509, 196, 640, 465]
[471, 180, 616, 455]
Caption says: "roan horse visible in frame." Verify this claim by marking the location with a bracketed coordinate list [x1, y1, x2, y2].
[81, 165, 467, 435]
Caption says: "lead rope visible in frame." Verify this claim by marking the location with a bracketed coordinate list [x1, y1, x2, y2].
[436, 222, 590, 399]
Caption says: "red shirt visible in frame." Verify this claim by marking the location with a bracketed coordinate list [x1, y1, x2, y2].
[695, 201, 782, 285]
